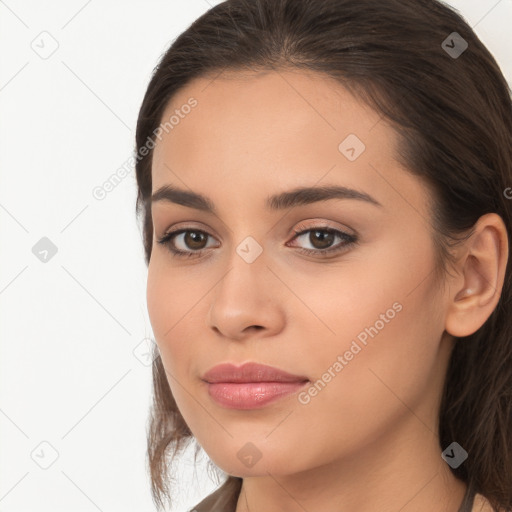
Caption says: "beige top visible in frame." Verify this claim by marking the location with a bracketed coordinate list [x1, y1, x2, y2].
[190, 478, 500, 512]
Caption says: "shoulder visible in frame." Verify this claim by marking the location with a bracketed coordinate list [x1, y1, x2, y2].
[190, 477, 242, 512]
[190, 486, 507, 512]
[472, 493, 509, 512]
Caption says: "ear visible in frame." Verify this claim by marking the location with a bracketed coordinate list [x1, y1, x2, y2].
[445, 213, 509, 338]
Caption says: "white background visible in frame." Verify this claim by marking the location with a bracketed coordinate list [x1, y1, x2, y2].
[0, 1, 511, 511]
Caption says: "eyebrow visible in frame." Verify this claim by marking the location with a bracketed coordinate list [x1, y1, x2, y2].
[151, 184, 383, 213]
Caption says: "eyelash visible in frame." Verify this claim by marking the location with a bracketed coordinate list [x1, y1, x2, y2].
[156, 224, 358, 260]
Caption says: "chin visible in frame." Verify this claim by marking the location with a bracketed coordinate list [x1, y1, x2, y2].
[207, 445, 305, 479]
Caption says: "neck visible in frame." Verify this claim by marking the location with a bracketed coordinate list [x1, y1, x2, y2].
[235, 413, 468, 512]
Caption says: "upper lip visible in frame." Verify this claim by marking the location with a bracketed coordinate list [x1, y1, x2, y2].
[202, 362, 309, 383]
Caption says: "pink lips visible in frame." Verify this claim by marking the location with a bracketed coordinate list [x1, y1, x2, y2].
[202, 362, 309, 410]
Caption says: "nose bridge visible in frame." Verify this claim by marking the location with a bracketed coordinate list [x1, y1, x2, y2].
[207, 232, 284, 339]
[219, 210, 270, 275]
[217, 232, 269, 302]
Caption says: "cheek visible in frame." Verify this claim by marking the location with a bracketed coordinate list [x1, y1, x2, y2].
[290, 289, 441, 468]
[146, 255, 211, 412]
[146, 264, 198, 424]
[281, 230, 435, 355]
[146, 257, 193, 369]
[287, 238, 442, 451]
[146, 258, 171, 343]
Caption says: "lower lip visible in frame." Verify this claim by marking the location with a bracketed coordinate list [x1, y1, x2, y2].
[206, 381, 309, 409]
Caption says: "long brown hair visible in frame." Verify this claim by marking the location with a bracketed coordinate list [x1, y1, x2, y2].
[134, 0, 512, 510]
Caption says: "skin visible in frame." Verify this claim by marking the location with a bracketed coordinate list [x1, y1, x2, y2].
[146, 69, 508, 512]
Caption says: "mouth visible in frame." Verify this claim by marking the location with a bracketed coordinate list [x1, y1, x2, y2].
[201, 362, 310, 410]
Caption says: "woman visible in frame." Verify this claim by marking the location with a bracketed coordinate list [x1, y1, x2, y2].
[134, 0, 512, 510]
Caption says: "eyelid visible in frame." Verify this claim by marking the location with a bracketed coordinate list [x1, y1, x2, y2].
[290, 219, 356, 237]
[158, 221, 216, 239]
[158, 219, 353, 243]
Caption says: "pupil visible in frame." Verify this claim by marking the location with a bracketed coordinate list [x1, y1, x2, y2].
[312, 230, 333, 249]
[186, 231, 205, 249]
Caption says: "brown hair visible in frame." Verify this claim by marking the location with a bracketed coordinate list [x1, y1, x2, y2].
[134, 0, 512, 510]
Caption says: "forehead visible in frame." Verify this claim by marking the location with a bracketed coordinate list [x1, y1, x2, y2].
[150, 69, 425, 218]
[153, 69, 387, 163]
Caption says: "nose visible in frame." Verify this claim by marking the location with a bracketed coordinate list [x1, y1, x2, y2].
[207, 249, 286, 342]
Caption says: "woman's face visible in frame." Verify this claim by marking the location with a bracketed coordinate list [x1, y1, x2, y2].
[147, 69, 454, 477]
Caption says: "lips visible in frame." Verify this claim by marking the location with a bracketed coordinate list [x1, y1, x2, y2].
[201, 362, 309, 384]
[202, 362, 310, 409]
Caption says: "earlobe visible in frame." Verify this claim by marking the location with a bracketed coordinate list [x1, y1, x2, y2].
[445, 213, 509, 338]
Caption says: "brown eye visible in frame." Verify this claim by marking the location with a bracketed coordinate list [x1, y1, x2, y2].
[157, 229, 218, 258]
[183, 231, 208, 250]
[289, 226, 357, 257]
[307, 230, 336, 250]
